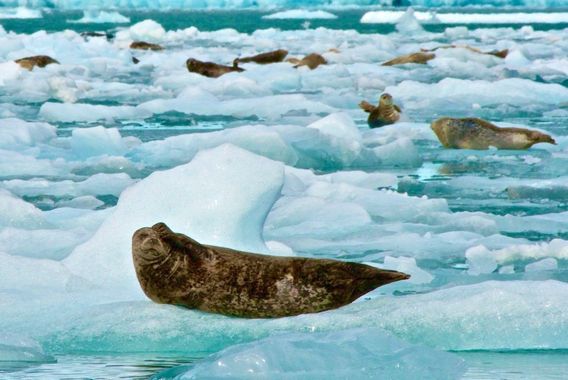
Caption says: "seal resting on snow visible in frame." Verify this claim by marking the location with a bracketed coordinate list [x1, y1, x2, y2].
[234, 49, 288, 65]
[382, 52, 435, 66]
[186, 58, 244, 78]
[15, 55, 59, 70]
[288, 53, 327, 70]
[130, 41, 164, 51]
[359, 93, 401, 128]
[132, 223, 409, 318]
[431, 117, 556, 150]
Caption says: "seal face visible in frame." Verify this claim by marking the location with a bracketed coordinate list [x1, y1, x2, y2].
[15, 55, 59, 71]
[130, 41, 164, 51]
[431, 117, 556, 150]
[186, 58, 244, 78]
[132, 223, 409, 318]
[382, 52, 435, 66]
[235, 49, 288, 65]
[359, 93, 401, 128]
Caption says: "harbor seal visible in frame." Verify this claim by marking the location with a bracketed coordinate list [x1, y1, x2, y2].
[359, 93, 401, 128]
[234, 49, 288, 65]
[130, 41, 164, 51]
[186, 58, 244, 78]
[382, 52, 435, 66]
[421, 45, 509, 58]
[288, 53, 327, 70]
[132, 223, 409, 318]
[431, 117, 556, 150]
[15, 55, 59, 70]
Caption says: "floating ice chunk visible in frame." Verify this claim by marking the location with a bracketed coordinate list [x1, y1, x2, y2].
[307, 112, 360, 142]
[474, 240, 568, 265]
[466, 245, 497, 275]
[56, 195, 104, 210]
[499, 265, 515, 274]
[39, 102, 148, 122]
[381, 256, 433, 284]
[321, 171, 397, 189]
[64, 144, 285, 292]
[396, 8, 425, 34]
[372, 138, 422, 168]
[0, 149, 62, 177]
[0, 7, 42, 19]
[0, 333, 54, 372]
[361, 10, 568, 24]
[163, 328, 465, 380]
[0, 190, 47, 229]
[69, 10, 130, 24]
[263, 10, 338, 20]
[525, 258, 558, 272]
[0, 118, 56, 149]
[71, 126, 127, 158]
[0, 61, 22, 86]
[122, 19, 166, 42]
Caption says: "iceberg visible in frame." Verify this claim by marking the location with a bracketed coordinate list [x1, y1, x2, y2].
[68, 10, 130, 24]
[154, 328, 466, 380]
[0, 7, 41, 19]
[263, 10, 338, 20]
[362, 10, 568, 24]
[0, 334, 55, 371]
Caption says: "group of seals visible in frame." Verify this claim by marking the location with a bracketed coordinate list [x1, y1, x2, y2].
[132, 223, 409, 318]
[431, 117, 556, 149]
[359, 93, 401, 128]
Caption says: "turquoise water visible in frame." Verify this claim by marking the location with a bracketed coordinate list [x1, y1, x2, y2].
[1, 6, 568, 379]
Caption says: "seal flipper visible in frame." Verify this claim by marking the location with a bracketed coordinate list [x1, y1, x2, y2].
[359, 100, 376, 113]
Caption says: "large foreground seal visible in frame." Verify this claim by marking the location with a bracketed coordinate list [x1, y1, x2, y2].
[235, 49, 288, 65]
[359, 93, 401, 128]
[186, 58, 244, 78]
[15, 55, 59, 70]
[132, 223, 409, 318]
[431, 117, 556, 150]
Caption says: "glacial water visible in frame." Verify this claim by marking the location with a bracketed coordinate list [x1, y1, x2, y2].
[1, 4, 568, 379]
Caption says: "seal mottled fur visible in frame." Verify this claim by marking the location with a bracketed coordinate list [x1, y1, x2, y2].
[431, 117, 556, 150]
[186, 58, 244, 78]
[359, 93, 401, 128]
[382, 52, 435, 66]
[132, 223, 409, 318]
[235, 49, 288, 65]
[130, 41, 164, 51]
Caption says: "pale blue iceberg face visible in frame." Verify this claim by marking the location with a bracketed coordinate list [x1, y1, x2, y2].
[0, 334, 55, 372]
[152, 328, 466, 380]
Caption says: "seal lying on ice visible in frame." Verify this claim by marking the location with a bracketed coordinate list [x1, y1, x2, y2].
[287, 53, 327, 70]
[132, 223, 409, 318]
[130, 41, 164, 51]
[431, 117, 556, 150]
[234, 49, 288, 65]
[15, 55, 59, 70]
[359, 93, 401, 128]
[186, 58, 245, 78]
[382, 52, 435, 66]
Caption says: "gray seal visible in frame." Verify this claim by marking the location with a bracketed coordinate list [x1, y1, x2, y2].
[132, 223, 409, 318]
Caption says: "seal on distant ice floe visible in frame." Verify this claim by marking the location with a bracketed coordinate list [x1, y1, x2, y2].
[287, 53, 327, 70]
[186, 58, 245, 78]
[234, 49, 288, 65]
[421, 45, 509, 59]
[382, 52, 435, 66]
[431, 117, 556, 150]
[132, 223, 409, 318]
[15, 55, 59, 70]
[130, 41, 164, 51]
[359, 93, 401, 128]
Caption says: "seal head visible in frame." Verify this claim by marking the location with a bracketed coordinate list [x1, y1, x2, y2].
[133, 223, 409, 318]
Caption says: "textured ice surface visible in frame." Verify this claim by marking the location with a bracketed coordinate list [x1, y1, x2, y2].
[0, 334, 55, 371]
[155, 328, 466, 380]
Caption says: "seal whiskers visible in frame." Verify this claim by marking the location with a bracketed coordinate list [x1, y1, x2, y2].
[132, 223, 409, 318]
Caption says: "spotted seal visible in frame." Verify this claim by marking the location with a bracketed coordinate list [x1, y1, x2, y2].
[431, 117, 556, 150]
[382, 52, 435, 66]
[359, 93, 401, 128]
[132, 223, 409, 318]
[186, 58, 245, 78]
[288, 53, 327, 70]
[130, 41, 164, 51]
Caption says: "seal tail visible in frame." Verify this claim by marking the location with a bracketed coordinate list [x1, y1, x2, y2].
[347, 263, 409, 301]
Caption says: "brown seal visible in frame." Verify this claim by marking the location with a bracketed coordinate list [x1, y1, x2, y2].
[130, 41, 164, 51]
[431, 117, 556, 150]
[288, 53, 327, 70]
[234, 49, 288, 65]
[421, 45, 509, 58]
[186, 58, 245, 78]
[132, 223, 409, 318]
[382, 52, 435, 66]
[359, 93, 401, 128]
[15, 55, 59, 71]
